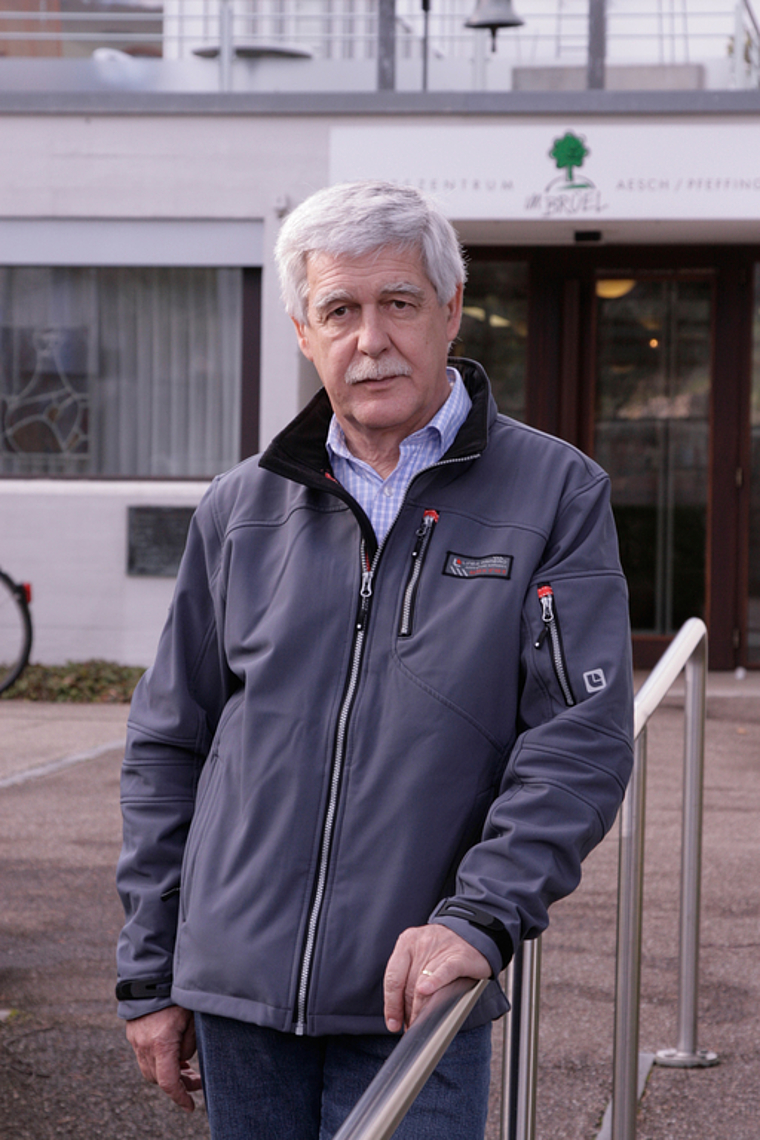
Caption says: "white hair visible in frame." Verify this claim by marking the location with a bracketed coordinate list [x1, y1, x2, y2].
[274, 181, 467, 324]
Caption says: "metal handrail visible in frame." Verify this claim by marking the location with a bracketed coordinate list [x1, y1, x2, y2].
[633, 617, 707, 738]
[609, 617, 717, 1140]
[334, 618, 716, 1140]
[332, 976, 488, 1140]
[500, 938, 541, 1140]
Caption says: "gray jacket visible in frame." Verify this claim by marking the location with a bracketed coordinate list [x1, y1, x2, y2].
[116, 360, 633, 1035]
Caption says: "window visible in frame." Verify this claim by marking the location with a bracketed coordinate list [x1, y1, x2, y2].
[0, 266, 242, 478]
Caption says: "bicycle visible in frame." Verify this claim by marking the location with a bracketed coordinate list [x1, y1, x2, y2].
[0, 568, 33, 695]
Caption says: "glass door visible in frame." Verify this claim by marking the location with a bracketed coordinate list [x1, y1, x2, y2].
[453, 259, 529, 422]
[593, 275, 713, 636]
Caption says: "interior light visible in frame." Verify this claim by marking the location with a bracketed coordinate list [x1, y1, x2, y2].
[462, 306, 487, 321]
[596, 279, 637, 300]
[649, 338, 659, 348]
[489, 314, 511, 328]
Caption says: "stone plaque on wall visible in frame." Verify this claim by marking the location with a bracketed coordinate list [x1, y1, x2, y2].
[127, 506, 194, 578]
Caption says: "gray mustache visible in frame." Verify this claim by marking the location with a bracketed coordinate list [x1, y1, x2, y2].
[344, 360, 413, 385]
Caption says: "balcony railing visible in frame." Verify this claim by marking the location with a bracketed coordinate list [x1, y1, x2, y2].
[1, 1, 759, 90]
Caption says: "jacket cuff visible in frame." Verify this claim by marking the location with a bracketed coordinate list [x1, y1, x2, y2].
[429, 899, 514, 976]
[115, 977, 174, 1021]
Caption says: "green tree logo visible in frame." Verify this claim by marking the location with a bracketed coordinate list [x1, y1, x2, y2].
[549, 132, 590, 185]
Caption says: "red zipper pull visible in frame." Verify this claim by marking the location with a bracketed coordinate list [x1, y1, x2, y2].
[535, 584, 554, 648]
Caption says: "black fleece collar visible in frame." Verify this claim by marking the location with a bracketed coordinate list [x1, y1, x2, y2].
[259, 357, 495, 490]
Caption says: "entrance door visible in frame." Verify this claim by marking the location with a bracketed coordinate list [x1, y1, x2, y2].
[593, 275, 712, 642]
[463, 245, 754, 668]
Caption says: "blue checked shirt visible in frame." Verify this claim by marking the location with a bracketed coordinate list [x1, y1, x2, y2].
[326, 367, 472, 544]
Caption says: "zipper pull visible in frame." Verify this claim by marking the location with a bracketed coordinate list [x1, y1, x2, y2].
[535, 582, 576, 706]
[360, 541, 374, 600]
[410, 510, 439, 563]
[535, 584, 554, 648]
[357, 546, 374, 631]
[416, 509, 440, 539]
[398, 509, 439, 639]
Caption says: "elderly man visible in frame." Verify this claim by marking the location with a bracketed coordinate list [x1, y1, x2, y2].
[116, 181, 633, 1140]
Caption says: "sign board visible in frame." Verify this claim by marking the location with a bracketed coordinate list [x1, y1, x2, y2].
[330, 121, 760, 222]
[127, 506, 194, 578]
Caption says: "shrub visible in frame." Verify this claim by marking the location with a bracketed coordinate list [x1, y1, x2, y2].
[1, 660, 145, 703]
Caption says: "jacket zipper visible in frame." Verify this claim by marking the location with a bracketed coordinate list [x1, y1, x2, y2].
[535, 583, 576, 707]
[294, 454, 478, 1035]
[398, 509, 439, 637]
[294, 541, 375, 1035]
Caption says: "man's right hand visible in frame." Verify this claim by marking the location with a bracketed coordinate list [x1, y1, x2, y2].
[125, 1004, 201, 1112]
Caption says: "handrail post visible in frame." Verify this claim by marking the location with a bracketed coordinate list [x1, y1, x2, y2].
[601, 618, 714, 1140]
[610, 728, 647, 1140]
[655, 632, 718, 1070]
[500, 955, 517, 1140]
[500, 938, 541, 1140]
[515, 938, 541, 1140]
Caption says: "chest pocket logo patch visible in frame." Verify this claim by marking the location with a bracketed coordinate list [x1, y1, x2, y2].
[443, 552, 513, 580]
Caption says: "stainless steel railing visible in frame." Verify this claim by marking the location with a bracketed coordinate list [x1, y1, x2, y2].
[499, 937, 541, 1140]
[609, 617, 717, 1140]
[333, 617, 716, 1140]
[332, 976, 489, 1140]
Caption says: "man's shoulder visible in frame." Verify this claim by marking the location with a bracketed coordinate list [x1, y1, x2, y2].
[199, 452, 342, 537]
[202, 454, 283, 521]
[488, 413, 608, 486]
[212, 452, 265, 494]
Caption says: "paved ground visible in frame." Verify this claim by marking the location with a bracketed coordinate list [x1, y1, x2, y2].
[0, 673, 758, 1139]
[0, 703, 128, 787]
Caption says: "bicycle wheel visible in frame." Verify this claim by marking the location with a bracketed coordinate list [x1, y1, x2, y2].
[0, 570, 33, 695]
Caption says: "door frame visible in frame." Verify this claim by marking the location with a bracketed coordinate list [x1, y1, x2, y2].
[468, 243, 758, 669]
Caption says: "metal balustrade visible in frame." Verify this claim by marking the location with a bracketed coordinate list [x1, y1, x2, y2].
[331, 976, 489, 1140]
[606, 617, 718, 1140]
[330, 617, 716, 1140]
[1, 1, 758, 87]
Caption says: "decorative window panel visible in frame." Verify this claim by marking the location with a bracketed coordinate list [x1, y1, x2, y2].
[0, 266, 242, 478]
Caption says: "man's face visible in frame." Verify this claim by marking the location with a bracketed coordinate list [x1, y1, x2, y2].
[292, 246, 462, 465]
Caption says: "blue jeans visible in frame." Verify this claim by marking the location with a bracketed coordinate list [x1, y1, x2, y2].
[194, 1013, 492, 1140]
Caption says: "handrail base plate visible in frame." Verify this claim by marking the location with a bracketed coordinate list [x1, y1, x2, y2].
[654, 1046, 719, 1069]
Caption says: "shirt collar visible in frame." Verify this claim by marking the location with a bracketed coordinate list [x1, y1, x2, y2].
[326, 366, 469, 465]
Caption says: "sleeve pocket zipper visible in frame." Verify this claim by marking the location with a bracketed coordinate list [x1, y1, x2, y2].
[398, 509, 439, 637]
[535, 583, 576, 707]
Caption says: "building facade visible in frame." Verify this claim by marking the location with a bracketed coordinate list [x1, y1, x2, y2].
[1, 3, 760, 670]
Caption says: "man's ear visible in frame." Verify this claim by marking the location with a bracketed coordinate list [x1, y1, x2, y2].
[291, 316, 314, 362]
[445, 282, 464, 342]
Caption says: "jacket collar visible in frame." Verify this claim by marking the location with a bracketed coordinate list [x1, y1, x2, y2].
[259, 358, 495, 490]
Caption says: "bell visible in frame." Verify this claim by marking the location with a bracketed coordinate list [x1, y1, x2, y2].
[465, 0, 523, 50]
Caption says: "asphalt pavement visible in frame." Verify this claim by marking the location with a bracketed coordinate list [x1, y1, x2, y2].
[0, 672, 758, 1139]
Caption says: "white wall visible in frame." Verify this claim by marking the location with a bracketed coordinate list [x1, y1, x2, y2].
[0, 112, 331, 666]
[0, 481, 210, 667]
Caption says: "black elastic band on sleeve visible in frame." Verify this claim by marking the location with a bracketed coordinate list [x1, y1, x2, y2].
[115, 978, 173, 1002]
[432, 899, 514, 968]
